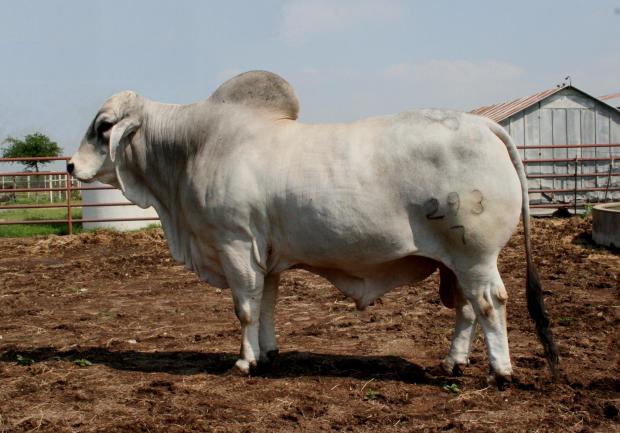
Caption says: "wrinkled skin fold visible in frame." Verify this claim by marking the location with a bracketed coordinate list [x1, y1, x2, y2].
[70, 71, 558, 382]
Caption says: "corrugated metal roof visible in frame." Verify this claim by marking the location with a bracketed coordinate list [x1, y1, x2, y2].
[472, 86, 620, 122]
[470, 87, 562, 122]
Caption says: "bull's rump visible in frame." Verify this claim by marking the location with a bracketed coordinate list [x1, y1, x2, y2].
[266, 110, 522, 268]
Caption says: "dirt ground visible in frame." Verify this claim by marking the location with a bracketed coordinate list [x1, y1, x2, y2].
[0, 217, 618, 432]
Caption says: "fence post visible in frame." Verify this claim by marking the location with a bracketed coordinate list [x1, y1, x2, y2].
[573, 157, 578, 215]
[66, 172, 73, 235]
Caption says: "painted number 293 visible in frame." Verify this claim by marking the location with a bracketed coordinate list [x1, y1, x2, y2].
[424, 190, 484, 220]
[423, 190, 485, 245]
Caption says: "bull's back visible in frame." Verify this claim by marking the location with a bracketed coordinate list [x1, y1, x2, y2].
[262, 110, 522, 267]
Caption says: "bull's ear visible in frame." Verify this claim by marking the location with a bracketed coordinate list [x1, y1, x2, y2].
[109, 117, 152, 209]
[109, 117, 140, 163]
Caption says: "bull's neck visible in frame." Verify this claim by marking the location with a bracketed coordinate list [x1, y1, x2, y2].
[139, 100, 208, 208]
[143, 100, 207, 154]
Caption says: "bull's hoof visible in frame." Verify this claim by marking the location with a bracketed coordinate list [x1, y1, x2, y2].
[451, 363, 465, 377]
[439, 359, 454, 375]
[232, 359, 257, 376]
[440, 358, 467, 377]
[259, 349, 279, 365]
[487, 373, 513, 390]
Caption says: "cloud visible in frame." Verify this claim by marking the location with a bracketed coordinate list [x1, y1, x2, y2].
[382, 63, 415, 80]
[381, 59, 525, 89]
[279, 0, 404, 44]
[288, 59, 532, 122]
[409, 59, 524, 86]
[380, 59, 529, 110]
[572, 53, 620, 95]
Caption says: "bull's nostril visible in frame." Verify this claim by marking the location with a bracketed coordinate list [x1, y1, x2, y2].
[67, 162, 75, 174]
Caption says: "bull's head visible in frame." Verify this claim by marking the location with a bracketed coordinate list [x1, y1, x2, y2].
[69, 91, 143, 186]
[69, 91, 152, 208]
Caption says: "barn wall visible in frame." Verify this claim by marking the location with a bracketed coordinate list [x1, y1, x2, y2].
[501, 88, 620, 204]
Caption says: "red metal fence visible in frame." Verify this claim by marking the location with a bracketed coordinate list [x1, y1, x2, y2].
[0, 156, 158, 235]
[519, 143, 620, 210]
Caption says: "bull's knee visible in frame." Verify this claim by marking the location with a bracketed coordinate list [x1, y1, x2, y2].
[234, 301, 254, 326]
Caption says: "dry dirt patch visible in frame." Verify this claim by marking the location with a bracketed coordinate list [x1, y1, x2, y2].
[0, 218, 618, 432]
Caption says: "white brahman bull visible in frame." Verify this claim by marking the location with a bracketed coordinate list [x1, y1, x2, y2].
[69, 71, 558, 384]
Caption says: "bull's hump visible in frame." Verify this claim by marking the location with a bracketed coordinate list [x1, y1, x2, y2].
[209, 70, 299, 120]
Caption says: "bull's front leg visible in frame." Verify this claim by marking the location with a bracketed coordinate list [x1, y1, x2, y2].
[220, 242, 265, 375]
[439, 265, 479, 375]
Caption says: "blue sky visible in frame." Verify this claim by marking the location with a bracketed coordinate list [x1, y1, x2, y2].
[1, 0, 618, 158]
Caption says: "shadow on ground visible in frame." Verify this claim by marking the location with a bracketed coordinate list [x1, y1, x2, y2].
[0, 346, 440, 385]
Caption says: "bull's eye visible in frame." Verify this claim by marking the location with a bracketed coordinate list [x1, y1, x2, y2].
[97, 121, 113, 136]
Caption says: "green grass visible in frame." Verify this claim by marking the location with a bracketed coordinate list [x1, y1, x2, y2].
[0, 224, 74, 237]
[2, 191, 81, 205]
[0, 206, 83, 237]
[0, 206, 82, 221]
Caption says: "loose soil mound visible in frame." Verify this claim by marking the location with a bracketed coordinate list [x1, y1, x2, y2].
[0, 219, 618, 432]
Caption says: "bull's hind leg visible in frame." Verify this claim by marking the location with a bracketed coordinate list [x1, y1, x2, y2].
[440, 265, 478, 375]
[259, 273, 280, 363]
[455, 264, 512, 383]
[443, 302, 479, 375]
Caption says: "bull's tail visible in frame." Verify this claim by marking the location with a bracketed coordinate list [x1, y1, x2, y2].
[488, 121, 560, 379]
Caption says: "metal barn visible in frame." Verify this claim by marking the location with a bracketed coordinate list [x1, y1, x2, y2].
[471, 85, 620, 207]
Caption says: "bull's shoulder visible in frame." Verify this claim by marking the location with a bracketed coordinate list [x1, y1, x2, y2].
[209, 71, 299, 120]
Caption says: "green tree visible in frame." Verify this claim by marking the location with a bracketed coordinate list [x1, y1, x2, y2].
[2, 132, 63, 172]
